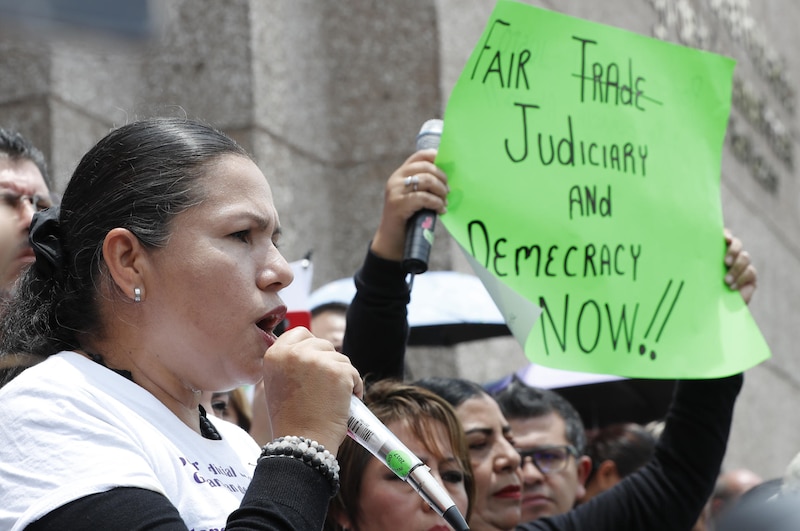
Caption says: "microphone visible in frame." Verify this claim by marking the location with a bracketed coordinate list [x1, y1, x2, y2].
[348, 395, 470, 531]
[402, 119, 444, 275]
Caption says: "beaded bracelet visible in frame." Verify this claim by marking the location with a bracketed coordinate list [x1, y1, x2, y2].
[259, 435, 340, 493]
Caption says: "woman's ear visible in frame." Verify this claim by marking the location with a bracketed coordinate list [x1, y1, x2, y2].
[102, 227, 148, 302]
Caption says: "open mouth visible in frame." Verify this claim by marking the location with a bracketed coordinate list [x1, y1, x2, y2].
[256, 317, 275, 334]
[257, 306, 287, 335]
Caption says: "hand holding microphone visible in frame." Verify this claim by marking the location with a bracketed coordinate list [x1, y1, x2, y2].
[368, 120, 448, 264]
[260, 327, 363, 451]
[402, 119, 444, 274]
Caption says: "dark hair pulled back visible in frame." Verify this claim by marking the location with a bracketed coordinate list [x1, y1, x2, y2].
[0, 118, 249, 360]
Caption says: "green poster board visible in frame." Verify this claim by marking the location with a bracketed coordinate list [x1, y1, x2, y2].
[438, 0, 771, 378]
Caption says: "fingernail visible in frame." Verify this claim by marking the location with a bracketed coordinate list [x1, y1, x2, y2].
[725, 255, 733, 266]
[725, 274, 733, 285]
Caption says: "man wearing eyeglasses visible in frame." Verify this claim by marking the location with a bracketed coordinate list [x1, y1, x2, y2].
[494, 382, 592, 523]
[0, 128, 52, 295]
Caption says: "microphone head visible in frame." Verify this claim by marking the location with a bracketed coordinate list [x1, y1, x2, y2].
[416, 119, 443, 150]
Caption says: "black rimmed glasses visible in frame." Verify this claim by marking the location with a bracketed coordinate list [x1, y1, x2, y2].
[517, 445, 579, 475]
[0, 189, 53, 214]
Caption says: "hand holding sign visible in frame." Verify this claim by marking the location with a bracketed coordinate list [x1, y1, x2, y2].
[724, 229, 757, 304]
[437, 0, 770, 378]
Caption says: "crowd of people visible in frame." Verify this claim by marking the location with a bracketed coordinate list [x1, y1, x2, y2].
[0, 119, 791, 531]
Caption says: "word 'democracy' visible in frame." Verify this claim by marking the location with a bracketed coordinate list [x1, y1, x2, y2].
[438, 1, 770, 378]
[467, 220, 642, 281]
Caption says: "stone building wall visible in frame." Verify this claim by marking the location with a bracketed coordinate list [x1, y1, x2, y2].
[0, 0, 797, 477]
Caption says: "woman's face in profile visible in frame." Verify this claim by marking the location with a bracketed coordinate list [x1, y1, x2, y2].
[457, 394, 522, 531]
[346, 419, 469, 531]
[140, 154, 293, 392]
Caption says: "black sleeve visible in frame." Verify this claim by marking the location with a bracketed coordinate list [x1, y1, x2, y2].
[26, 487, 187, 531]
[27, 458, 334, 531]
[521, 373, 744, 531]
[226, 456, 334, 530]
[342, 246, 410, 383]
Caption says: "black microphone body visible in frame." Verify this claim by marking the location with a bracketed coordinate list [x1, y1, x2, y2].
[402, 119, 444, 275]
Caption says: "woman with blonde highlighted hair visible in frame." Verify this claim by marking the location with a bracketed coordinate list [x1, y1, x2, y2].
[327, 379, 474, 531]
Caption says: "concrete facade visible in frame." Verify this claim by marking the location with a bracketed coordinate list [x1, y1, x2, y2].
[1, 0, 797, 478]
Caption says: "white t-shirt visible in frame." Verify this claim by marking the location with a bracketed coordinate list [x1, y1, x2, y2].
[0, 351, 260, 531]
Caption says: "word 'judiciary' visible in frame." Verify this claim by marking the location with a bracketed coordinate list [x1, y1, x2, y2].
[468, 220, 642, 280]
[504, 104, 649, 177]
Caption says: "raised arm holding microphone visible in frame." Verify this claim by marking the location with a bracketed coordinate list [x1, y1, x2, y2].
[343, 133, 450, 383]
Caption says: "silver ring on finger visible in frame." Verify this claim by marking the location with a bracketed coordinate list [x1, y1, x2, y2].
[404, 174, 420, 192]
